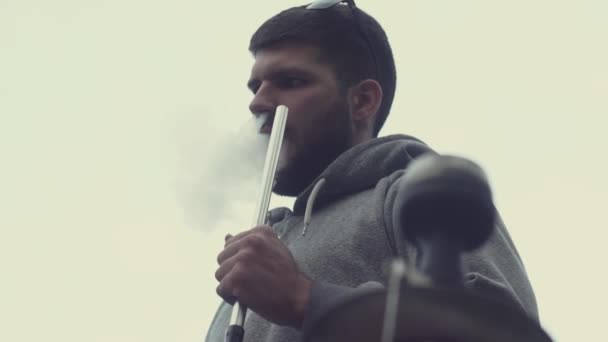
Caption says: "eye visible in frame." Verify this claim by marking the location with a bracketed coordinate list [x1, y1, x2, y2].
[279, 76, 307, 89]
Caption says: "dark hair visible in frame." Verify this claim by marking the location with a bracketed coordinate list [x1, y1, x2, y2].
[249, 4, 396, 137]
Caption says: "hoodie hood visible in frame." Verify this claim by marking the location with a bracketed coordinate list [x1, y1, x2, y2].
[292, 134, 433, 215]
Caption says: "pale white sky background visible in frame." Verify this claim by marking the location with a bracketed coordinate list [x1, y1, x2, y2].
[1, 0, 607, 341]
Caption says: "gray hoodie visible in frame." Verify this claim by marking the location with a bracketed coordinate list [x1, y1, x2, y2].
[205, 134, 537, 342]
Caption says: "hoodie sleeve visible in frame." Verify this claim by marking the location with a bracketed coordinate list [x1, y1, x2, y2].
[301, 280, 384, 337]
[382, 171, 540, 320]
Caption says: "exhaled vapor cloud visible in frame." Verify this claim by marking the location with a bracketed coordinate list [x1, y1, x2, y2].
[176, 114, 269, 232]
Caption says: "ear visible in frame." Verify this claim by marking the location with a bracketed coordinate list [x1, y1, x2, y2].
[348, 79, 383, 125]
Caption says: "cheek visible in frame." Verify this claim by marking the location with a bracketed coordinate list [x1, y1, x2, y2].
[277, 138, 295, 171]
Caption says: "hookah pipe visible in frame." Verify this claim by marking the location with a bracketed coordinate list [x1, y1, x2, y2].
[225, 105, 289, 342]
[392, 153, 496, 285]
[383, 154, 552, 342]
[383, 154, 496, 341]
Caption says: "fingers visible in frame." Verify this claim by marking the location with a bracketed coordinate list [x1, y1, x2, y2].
[218, 225, 276, 264]
[223, 230, 247, 247]
[216, 268, 238, 304]
[215, 225, 278, 303]
[217, 231, 264, 266]
[215, 256, 241, 303]
[216, 225, 274, 280]
[224, 225, 275, 246]
[218, 231, 250, 265]
[215, 244, 256, 282]
[215, 260, 259, 303]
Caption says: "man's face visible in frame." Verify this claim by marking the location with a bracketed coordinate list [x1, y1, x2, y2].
[247, 43, 354, 196]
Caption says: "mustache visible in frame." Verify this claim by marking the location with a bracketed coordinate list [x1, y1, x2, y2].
[256, 105, 290, 134]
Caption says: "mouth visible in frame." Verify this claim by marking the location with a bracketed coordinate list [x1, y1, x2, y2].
[260, 113, 275, 134]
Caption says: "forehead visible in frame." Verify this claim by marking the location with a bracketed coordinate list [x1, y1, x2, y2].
[250, 43, 335, 77]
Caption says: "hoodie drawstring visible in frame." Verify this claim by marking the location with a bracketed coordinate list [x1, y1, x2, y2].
[302, 178, 326, 236]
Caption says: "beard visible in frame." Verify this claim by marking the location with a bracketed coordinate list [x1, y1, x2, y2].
[273, 99, 353, 197]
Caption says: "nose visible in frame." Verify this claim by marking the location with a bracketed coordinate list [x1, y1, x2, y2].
[248, 82, 276, 116]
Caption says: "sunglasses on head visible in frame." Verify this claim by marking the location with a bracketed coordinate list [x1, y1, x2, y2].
[306, 0, 379, 79]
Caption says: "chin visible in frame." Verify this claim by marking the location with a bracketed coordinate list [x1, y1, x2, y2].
[276, 139, 294, 172]
[276, 140, 316, 195]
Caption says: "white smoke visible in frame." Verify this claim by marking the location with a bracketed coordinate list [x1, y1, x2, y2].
[176, 113, 270, 232]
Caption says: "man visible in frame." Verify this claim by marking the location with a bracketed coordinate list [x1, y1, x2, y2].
[206, 2, 538, 341]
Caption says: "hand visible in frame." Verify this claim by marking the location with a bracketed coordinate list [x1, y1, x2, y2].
[215, 225, 312, 329]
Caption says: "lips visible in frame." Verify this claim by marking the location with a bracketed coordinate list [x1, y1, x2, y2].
[260, 114, 275, 134]
[260, 123, 272, 134]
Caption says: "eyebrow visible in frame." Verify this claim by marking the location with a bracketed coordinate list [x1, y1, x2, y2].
[247, 66, 314, 92]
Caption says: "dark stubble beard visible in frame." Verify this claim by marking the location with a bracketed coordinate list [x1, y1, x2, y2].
[273, 100, 353, 197]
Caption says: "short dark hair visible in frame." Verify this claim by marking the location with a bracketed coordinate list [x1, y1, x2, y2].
[249, 4, 396, 137]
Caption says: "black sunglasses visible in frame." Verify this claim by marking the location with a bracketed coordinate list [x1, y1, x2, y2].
[306, 0, 379, 80]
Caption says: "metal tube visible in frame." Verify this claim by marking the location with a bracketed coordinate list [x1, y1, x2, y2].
[225, 105, 289, 342]
[381, 258, 407, 342]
